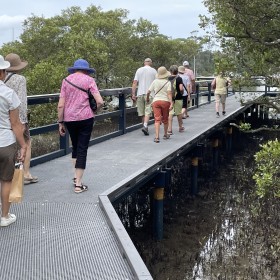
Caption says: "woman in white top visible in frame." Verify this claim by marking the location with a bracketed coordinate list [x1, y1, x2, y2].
[0, 55, 27, 227]
[146, 66, 173, 143]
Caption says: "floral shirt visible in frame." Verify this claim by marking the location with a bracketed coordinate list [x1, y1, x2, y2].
[5, 73, 28, 124]
[60, 73, 100, 121]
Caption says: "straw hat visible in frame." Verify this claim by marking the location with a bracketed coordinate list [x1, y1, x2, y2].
[156, 66, 170, 79]
[5, 53, 28, 72]
[178, 66, 185, 74]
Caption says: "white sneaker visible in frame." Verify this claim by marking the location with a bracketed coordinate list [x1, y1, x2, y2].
[1, 213, 17, 227]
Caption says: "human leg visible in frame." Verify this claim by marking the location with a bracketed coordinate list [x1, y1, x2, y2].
[168, 113, 173, 134]
[22, 124, 38, 184]
[215, 94, 221, 116]
[0, 143, 17, 226]
[74, 118, 94, 191]
[1, 180, 12, 217]
[162, 101, 171, 137]
[152, 101, 162, 141]
[221, 95, 226, 115]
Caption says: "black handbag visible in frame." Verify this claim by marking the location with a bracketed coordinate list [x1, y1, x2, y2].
[64, 78, 97, 112]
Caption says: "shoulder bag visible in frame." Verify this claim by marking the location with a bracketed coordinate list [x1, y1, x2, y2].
[64, 78, 97, 112]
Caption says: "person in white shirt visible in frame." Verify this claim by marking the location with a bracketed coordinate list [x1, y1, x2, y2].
[131, 58, 157, 135]
[0, 55, 27, 227]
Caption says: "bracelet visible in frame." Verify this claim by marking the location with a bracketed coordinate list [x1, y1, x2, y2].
[58, 121, 64, 124]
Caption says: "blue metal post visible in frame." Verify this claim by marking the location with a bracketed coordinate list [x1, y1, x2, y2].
[195, 83, 200, 107]
[153, 187, 164, 240]
[119, 93, 126, 134]
[207, 82, 211, 103]
[191, 157, 198, 195]
[152, 171, 167, 241]
[212, 138, 219, 171]
[226, 127, 233, 159]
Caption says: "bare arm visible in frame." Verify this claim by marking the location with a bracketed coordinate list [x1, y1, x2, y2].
[9, 108, 27, 162]
[93, 92, 104, 109]
[57, 97, 66, 136]
[131, 80, 138, 101]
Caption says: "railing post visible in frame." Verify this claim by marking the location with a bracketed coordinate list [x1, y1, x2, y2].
[59, 129, 70, 155]
[207, 82, 211, 103]
[195, 83, 200, 107]
[118, 92, 126, 134]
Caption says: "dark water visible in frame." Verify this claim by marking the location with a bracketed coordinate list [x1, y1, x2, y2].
[119, 132, 280, 280]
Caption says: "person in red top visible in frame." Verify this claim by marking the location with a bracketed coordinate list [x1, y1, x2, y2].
[57, 59, 104, 193]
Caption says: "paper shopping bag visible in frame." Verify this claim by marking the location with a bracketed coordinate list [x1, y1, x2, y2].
[9, 164, 24, 203]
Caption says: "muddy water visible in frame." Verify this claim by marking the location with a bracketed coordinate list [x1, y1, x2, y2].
[123, 133, 280, 280]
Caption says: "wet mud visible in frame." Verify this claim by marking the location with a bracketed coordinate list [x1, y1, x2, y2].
[123, 133, 280, 280]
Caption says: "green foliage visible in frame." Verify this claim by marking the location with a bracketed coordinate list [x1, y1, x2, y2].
[0, 4, 213, 128]
[202, 0, 280, 82]
[253, 139, 280, 198]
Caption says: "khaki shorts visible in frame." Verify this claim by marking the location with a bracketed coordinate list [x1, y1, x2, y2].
[136, 95, 153, 117]
[169, 99, 183, 116]
[0, 142, 17, 181]
[215, 94, 226, 104]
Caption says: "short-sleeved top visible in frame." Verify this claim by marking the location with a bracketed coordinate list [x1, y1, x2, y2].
[184, 68, 195, 92]
[148, 78, 171, 103]
[214, 75, 229, 95]
[5, 73, 28, 124]
[60, 73, 100, 121]
[168, 75, 183, 100]
[134, 65, 157, 96]
[179, 73, 190, 96]
[0, 81, 21, 147]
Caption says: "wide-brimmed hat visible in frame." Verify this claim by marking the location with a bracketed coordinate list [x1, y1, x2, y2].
[183, 61, 189, 66]
[156, 66, 170, 79]
[5, 53, 28, 72]
[178, 66, 185, 73]
[0, 55, 11, 70]
[68, 59, 95, 74]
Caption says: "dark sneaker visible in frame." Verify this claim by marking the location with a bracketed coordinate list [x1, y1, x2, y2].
[222, 111, 226, 116]
[142, 126, 149, 135]
[216, 112, 220, 118]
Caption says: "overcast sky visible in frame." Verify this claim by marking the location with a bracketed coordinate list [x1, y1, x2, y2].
[0, 0, 209, 47]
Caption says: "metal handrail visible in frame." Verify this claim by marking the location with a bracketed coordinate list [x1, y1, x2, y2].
[28, 83, 232, 167]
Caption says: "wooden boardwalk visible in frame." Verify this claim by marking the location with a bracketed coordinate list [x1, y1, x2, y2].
[0, 95, 249, 280]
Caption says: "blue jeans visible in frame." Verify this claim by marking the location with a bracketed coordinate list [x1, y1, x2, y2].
[65, 118, 94, 169]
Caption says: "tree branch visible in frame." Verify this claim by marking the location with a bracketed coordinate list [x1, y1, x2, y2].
[230, 123, 280, 133]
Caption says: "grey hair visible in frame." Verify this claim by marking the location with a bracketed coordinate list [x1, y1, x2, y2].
[169, 65, 178, 75]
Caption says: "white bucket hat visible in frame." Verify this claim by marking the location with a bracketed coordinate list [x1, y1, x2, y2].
[0, 55, 11, 70]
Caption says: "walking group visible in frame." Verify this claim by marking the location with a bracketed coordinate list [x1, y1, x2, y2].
[132, 58, 195, 143]
[0, 53, 230, 227]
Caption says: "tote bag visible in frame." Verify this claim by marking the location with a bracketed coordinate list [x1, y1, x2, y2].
[9, 163, 24, 203]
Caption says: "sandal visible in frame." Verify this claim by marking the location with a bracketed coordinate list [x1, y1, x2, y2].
[24, 176, 38, 185]
[74, 184, 88, 193]
[167, 131, 173, 135]
[154, 138, 160, 143]
[163, 134, 170, 140]
[179, 127, 185, 132]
